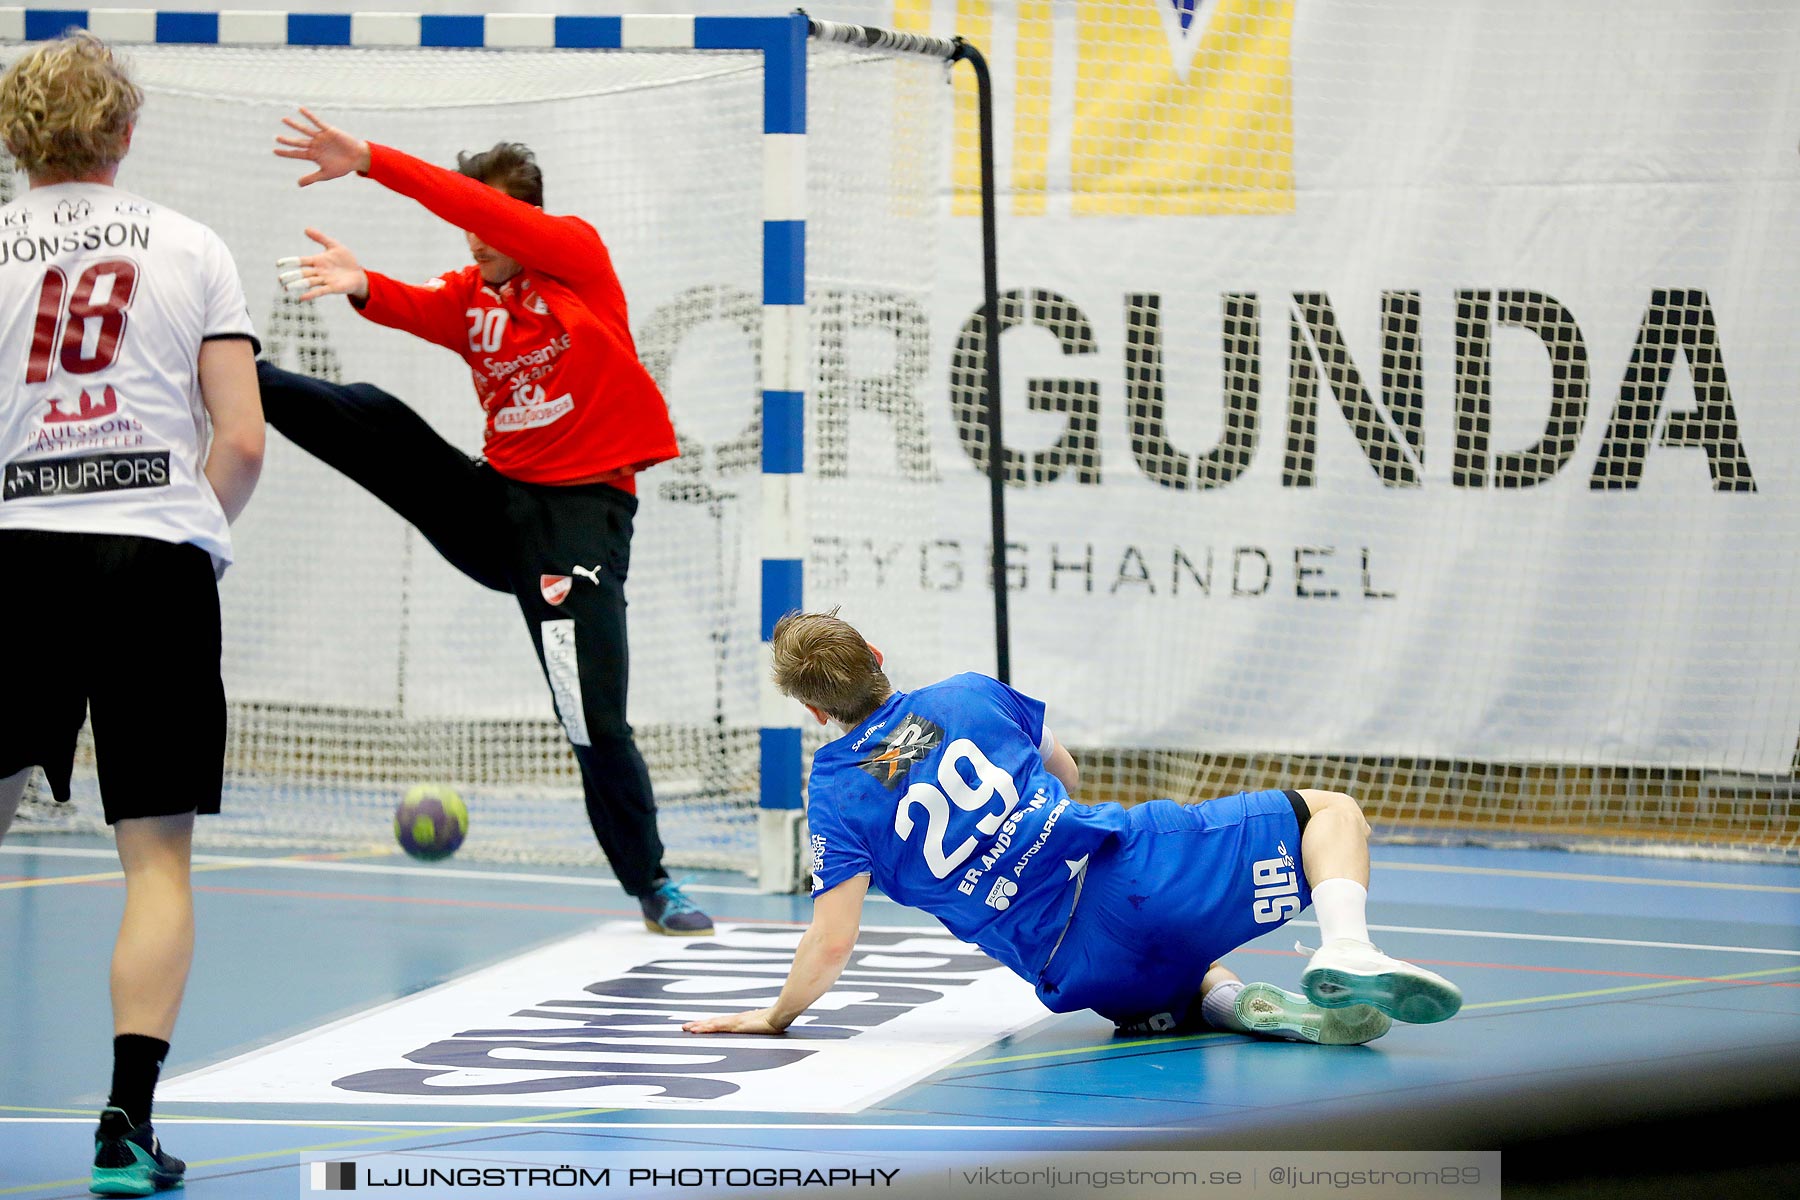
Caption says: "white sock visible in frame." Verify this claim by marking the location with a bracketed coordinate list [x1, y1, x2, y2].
[1200, 979, 1247, 1032]
[1310, 878, 1371, 945]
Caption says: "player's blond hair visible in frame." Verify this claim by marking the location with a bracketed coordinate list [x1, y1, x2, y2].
[770, 609, 892, 726]
[0, 31, 142, 179]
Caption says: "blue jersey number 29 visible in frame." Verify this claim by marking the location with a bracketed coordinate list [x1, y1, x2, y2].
[893, 738, 1021, 879]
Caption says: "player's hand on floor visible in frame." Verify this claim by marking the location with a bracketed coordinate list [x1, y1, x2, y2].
[277, 229, 368, 302]
[683, 1008, 785, 1035]
[275, 107, 372, 185]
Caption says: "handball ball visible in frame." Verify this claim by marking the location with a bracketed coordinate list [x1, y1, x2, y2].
[395, 784, 467, 861]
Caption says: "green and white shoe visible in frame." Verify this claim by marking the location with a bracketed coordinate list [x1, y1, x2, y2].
[90, 1107, 184, 1195]
[1302, 938, 1463, 1024]
[1235, 982, 1393, 1045]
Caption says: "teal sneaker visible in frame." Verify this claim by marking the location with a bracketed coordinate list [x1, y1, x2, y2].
[90, 1107, 184, 1196]
[641, 878, 713, 936]
[1235, 982, 1392, 1045]
[1302, 938, 1464, 1024]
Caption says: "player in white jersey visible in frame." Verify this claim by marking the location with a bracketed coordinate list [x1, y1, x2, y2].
[686, 610, 1460, 1048]
[0, 31, 262, 1196]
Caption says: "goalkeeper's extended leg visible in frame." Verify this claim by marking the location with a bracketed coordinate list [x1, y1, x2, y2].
[256, 361, 512, 591]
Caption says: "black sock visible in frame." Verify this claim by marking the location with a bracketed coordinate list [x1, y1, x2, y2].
[107, 1035, 169, 1129]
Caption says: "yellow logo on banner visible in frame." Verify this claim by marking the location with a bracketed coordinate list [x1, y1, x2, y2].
[1073, 0, 1294, 214]
[896, 0, 1295, 217]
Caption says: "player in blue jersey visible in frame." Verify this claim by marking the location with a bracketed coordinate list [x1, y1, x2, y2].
[684, 610, 1462, 1045]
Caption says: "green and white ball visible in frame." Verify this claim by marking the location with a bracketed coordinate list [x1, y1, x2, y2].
[394, 784, 468, 861]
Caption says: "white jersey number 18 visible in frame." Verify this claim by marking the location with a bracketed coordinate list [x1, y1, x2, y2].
[25, 259, 139, 382]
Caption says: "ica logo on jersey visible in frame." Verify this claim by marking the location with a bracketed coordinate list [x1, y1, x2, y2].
[1250, 839, 1301, 924]
[492, 375, 575, 432]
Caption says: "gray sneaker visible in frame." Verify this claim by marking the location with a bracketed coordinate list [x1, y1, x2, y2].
[641, 879, 714, 936]
[1235, 982, 1392, 1045]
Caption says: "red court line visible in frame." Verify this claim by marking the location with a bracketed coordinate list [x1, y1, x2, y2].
[1232, 945, 1800, 988]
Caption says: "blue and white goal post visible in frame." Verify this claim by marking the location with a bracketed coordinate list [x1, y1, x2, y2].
[0, 10, 964, 890]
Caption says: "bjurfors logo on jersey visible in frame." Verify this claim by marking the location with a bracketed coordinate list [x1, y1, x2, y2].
[984, 878, 1019, 910]
[855, 714, 945, 790]
[540, 574, 572, 606]
[492, 379, 574, 432]
[44, 386, 120, 425]
[4, 450, 169, 500]
[1250, 839, 1301, 925]
[52, 197, 93, 226]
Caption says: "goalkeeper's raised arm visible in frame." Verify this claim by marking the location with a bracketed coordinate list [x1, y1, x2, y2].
[274, 107, 619, 291]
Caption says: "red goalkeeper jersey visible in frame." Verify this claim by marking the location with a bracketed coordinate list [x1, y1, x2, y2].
[353, 143, 678, 491]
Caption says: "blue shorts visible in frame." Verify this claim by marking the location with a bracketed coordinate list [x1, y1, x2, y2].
[1034, 789, 1312, 1028]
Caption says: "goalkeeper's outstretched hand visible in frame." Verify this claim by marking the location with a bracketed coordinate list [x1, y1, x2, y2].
[274, 107, 371, 186]
[277, 229, 368, 303]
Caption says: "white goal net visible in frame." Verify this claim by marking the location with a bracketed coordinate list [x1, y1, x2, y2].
[2, 33, 955, 873]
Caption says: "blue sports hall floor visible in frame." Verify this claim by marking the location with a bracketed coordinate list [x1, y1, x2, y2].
[2, 823, 1796, 1198]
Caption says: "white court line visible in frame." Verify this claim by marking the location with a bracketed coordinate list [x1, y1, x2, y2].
[1375, 860, 1800, 894]
[1287, 919, 1800, 957]
[0, 1117, 1171, 1129]
[6, 846, 1793, 954]
[0, 844, 862, 901]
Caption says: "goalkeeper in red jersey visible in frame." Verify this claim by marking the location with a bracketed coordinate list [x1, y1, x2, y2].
[262, 108, 709, 935]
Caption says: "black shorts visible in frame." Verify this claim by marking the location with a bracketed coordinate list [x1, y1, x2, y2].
[0, 530, 224, 822]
